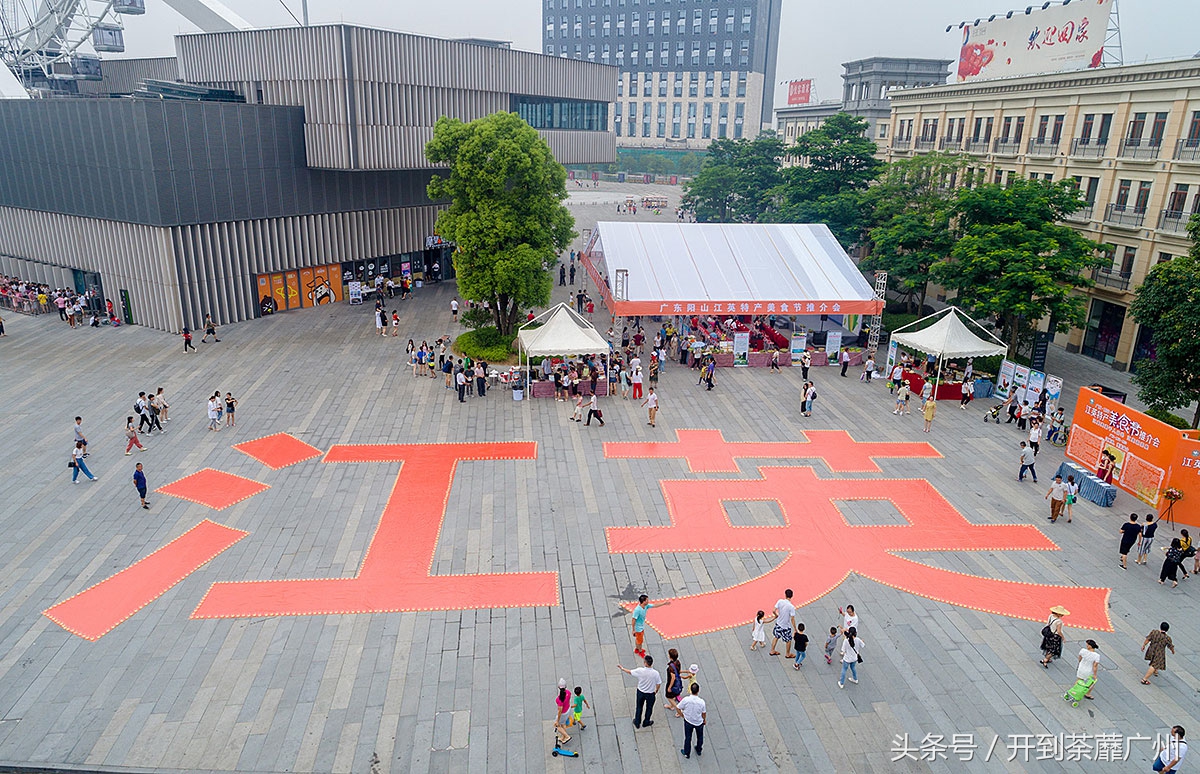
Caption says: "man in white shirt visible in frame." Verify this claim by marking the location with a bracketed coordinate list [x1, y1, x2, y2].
[840, 348, 851, 377]
[450, 297, 459, 322]
[676, 683, 707, 758]
[770, 589, 797, 658]
[1045, 474, 1069, 522]
[455, 369, 467, 403]
[890, 364, 904, 394]
[641, 387, 659, 427]
[1155, 726, 1188, 773]
[617, 655, 662, 729]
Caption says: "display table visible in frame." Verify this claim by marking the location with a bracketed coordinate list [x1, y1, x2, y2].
[527, 379, 608, 398]
[902, 371, 963, 400]
[1055, 461, 1117, 508]
[973, 378, 994, 399]
[810, 351, 829, 367]
[746, 351, 791, 367]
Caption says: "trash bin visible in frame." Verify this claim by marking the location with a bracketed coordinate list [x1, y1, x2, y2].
[512, 389, 523, 401]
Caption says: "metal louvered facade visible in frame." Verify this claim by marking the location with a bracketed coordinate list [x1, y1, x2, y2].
[0, 26, 615, 333]
[176, 25, 616, 170]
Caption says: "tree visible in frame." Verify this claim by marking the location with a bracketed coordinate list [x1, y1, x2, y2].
[682, 133, 785, 223]
[425, 113, 575, 336]
[932, 178, 1108, 355]
[1129, 215, 1200, 427]
[773, 113, 883, 247]
[862, 153, 965, 313]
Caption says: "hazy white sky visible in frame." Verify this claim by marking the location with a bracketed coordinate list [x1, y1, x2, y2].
[115, 0, 1199, 107]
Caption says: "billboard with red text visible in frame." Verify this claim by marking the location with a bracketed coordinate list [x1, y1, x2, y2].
[955, 0, 1112, 83]
[787, 80, 812, 105]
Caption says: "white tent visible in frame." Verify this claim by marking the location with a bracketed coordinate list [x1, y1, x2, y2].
[516, 303, 609, 396]
[889, 307, 1007, 389]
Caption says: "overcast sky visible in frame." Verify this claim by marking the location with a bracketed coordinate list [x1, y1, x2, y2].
[115, 0, 1199, 108]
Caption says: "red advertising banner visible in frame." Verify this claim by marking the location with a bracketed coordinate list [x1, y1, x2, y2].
[787, 80, 812, 105]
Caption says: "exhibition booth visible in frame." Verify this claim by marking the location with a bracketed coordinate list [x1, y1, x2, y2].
[516, 303, 611, 399]
[887, 308, 1007, 400]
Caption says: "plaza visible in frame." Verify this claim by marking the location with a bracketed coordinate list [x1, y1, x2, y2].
[0, 186, 1196, 774]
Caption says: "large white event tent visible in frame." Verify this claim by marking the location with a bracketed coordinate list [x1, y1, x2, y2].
[579, 222, 882, 318]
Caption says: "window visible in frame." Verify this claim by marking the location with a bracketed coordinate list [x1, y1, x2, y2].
[616, 43, 625, 64]
[588, 14, 596, 35]
[642, 102, 651, 137]
[734, 102, 744, 139]
[545, 20, 555, 37]
[1119, 246, 1137, 276]
[1135, 181, 1152, 213]
[631, 12, 639, 33]
[617, 75, 623, 95]
[672, 102, 681, 137]
[658, 73, 667, 97]
[630, 45, 638, 64]
[688, 73, 698, 97]
[725, 9, 734, 32]
[677, 14, 684, 33]
[675, 44, 684, 66]
[687, 102, 696, 138]
[718, 102, 729, 139]
[709, 9, 717, 35]
[994, 168, 1004, 185]
[1080, 176, 1099, 205]
[627, 101, 636, 135]
[1051, 115, 1064, 144]
[736, 71, 746, 97]
[692, 10, 700, 34]
[511, 95, 609, 131]
[1167, 183, 1189, 214]
[972, 116, 992, 142]
[1036, 115, 1050, 142]
[617, 13, 624, 34]
[657, 101, 666, 137]
[723, 40, 732, 66]
[646, 11, 654, 34]
[1013, 116, 1024, 143]
[1150, 112, 1168, 146]
[1158, 252, 1174, 265]
[742, 6, 751, 33]
[660, 42, 668, 66]
[601, 44, 610, 62]
[1127, 112, 1146, 141]
[643, 75, 652, 96]
[720, 72, 730, 98]
[702, 102, 712, 139]
[603, 14, 610, 35]
[1115, 180, 1132, 208]
[739, 41, 749, 66]
[705, 73, 714, 97]
[1189, 111, 1200, 143]
[560, 16, 568, 35]
[574, 15, 582, 36]
[1000, 116, 1013, 142]
[588, 44, 595, 59]
[614, 101, 622, 132]
[674, 72, 683, 97]
[706, 42, 716, 66]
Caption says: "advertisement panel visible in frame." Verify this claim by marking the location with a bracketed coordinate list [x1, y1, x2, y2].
[790, 332, 807, 363]
[1026, 370, 1046, 407]
[1043, 374, 1064, 412]
[283, 271, 300, 310]
[1169, 438, 1200, 523]
[733, 332, 750, 367]
[1066, 388, 1178, 506]
[348, 281, 363, 305]
[327, 264, 344, 302]
[825, 331, 843, 364]
[886, 339, 898, 375]
[955, 0, 1112, 83]
[1012, 364, 1031, 403]
[787, 79, 813, 105]
[298, 268, 314, 308]
[269, 273, 286, 311]
[995, 359, 1016, 399]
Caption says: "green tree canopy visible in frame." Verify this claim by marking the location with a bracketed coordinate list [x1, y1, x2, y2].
[1129, 215, 1200, 427]
[863, 152, 966, 313]
[773, 113, 882, 246]
[932, 178, 1108, 355]
[425, 113, 575, 336]
[682, 133, 785, 223]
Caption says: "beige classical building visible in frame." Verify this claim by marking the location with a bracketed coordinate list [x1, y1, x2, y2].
[883, 57, 1200, 371]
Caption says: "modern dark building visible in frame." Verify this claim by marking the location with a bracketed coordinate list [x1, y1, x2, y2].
[776, 57, 952, 162]
[542, 0, 782, 149]
[0, 25, 616, 331]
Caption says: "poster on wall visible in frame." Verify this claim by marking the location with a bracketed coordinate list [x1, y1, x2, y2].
[954, 0, 1113, 83]
[733, 332, 750, 367]
[1026, 370, 1046, 406]
[825, 331, 843, 364]
[1066, 388, 1176, 506]
[995, 359, 1016, 399]
[790, 332, 807, 363]
[1043, 374, 1064, 412]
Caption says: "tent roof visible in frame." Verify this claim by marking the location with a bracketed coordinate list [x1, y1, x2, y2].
[583, 222, 881, 316]
[889, 308, 1007, 358]
[517, 303, 609, 357]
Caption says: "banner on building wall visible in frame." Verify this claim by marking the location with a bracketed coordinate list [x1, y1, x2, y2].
[787, 79, 813, 105]
[348, 281, 363, 305]
[954, 0, 1113, 83]
[791, 332, 807, 363]
[733, 332, 750, 367]
[1067, 388, 1177, 506]
[995, 359, 1016, 399]
[825, 331, 843, 364]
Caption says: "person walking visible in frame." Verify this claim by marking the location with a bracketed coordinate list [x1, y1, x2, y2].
[73, 416, 88, 455]
[181, 326, 197, 353]
[676, 683, 707, 759]
[1137, 514, 1158, 565]
[200, 314, 220, 343]
[1018, 441, 1038, 483]
[642, 387, 659, 427]
[770, 349, 780, 372]
[569, 263, 576, 285]
[1075, 640, 1100, 700]
[663, 649, 684, 713]
[1119, 514, 1142, 569]
[1151, 726, 1188, 773]
[616, 655, 662, 729]
[70, 441, 96, 483]
[450, 297, 459, 322]
[838, 627, 863, 688]
[630, 594, 669, 656]
[1160, 538, 1184, 588]
[207, 395, 222, 431]
[800, 349, 811, 380]
[154, 387, 170, 423]
[703, 358, 716, 391]
[1064, 475, 1078, 523]
[768, 589, 797, 659]
[135, 392, 153, 434]
[559, 264, 566, 286]
[584, 393, 604, 426]
[803, 381, 816, 417]
[1045, 475, 1069, 523]
[224, 393, 238, 427]
[631, 366, 644, 400]
[1141, 622, 1175, 685]
[1029, 420, 1042, 456]
[1039, 605, 1067, 667]
[124, 417, 146, 455]
[921, 397, 937, 432]
[133, 462, 149, 509]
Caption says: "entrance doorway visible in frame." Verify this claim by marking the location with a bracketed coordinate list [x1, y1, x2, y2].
[1081, 299, 1126, 364]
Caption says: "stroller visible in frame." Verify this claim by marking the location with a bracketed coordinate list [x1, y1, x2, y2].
[984, 404, 1004, 424]
[1063, 677, 1095, 707]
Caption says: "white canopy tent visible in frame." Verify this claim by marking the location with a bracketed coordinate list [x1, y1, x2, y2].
[888, 307, 1007, 390]
[516, 303, 609, 397]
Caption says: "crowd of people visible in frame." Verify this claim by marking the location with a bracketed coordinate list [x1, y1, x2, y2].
[0, 275, 119, 330]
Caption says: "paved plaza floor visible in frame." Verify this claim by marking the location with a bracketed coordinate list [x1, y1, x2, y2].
[1, 190, 1197, 774]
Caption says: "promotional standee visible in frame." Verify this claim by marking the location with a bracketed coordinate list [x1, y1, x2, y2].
[732, 332, 750, 367]
[348, 281, 363, 305]
[791, 332, 807, 364]
[1067, 386, 1200, 523]
[825, 331, 843, 366]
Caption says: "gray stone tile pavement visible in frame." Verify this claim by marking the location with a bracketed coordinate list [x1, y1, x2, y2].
[0, 191, 1196, 773]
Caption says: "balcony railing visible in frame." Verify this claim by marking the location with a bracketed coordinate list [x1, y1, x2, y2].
[1103, 203, 1147, 228]
[992, 140, 1021, 156]
[1158, 209, 1195, 233]
[1091, 267, 1132, 291]
[1063, 204, 1095, 223]
[964, 139, 990, 154]
[1070, 138, 1107, 158]
[913, 138, 936, 151]
[891, 138, 911, 151]
[1027, 139, 1059, 156]
[1176, 138, 1200, 162]
[1117, 138, 1162, 160]
[938, 136, 961, 151]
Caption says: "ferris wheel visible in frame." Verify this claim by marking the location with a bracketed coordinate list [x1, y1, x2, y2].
[0, 0, 146, 83]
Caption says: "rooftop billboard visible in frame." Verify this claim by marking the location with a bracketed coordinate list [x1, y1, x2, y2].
[955, 0, 1113, 83]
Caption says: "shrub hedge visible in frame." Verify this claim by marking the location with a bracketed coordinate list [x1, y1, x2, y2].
[454, 327, 516, 363]
[1148, 407, 1192, 430]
